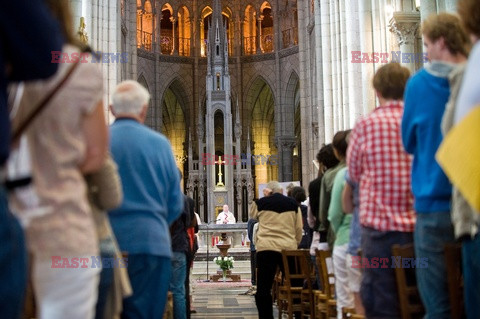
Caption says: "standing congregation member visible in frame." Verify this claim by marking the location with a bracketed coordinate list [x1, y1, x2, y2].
[0, 1, 62, 317]
[439, 1, 480, 316]
[402, 13, 469, 319]
[170, 193, 191, 319]
[348, 62, 415, 318]
[9, 1, 107, 317]
[109, 80, 183, 319]
[317, 131, 349, 248]
[341, 170, 364, 315]
[290, 186, 311, 249]
[308, 144, 339, 290]
[328, 165, 354, 316]
[250, 181, 302, 319]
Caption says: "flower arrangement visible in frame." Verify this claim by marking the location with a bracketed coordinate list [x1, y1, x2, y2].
[213, 255, 234, 271]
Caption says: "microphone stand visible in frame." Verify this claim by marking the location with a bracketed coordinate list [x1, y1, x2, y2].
[204, 219, 221, 282]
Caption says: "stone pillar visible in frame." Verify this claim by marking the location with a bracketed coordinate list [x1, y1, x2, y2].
[389, 12, 421, 73]
[420, 0, 437, 21]
[443, 0, 457, 13]
[236, 17, 243, 56]
[277, 137, 296, 182]
[320, 0, 333, 143]
[345, 0, 364, 126]
[171, 17, 178, 55]
[256, 16, 263, 54]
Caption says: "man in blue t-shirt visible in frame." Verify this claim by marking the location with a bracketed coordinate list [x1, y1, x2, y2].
[109, 80, 183, 318]
[402, 13, 469, 319]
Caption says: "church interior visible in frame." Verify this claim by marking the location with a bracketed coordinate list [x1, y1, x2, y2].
[3, 0, 477, 318]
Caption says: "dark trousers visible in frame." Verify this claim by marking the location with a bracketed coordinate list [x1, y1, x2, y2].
[255, 251, 284, 319]
[360, 227, 413, 319]
[185, 251, 193, 319]
[95, 237, 116, 319]
[0, 185, 27, 319]
[463, 233, 480, 319]
[250, 250, 257, 285]
[122, 254, 171, 319]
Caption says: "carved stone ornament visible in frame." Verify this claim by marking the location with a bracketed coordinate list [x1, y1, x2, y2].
[389, 12, 420, 46]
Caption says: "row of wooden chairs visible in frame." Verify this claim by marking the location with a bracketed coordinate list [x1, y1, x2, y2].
[272, 242, 463, 319]
[274, 249, 363, 319]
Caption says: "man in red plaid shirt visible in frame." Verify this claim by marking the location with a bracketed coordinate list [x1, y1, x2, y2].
[347, 63, 416, 319]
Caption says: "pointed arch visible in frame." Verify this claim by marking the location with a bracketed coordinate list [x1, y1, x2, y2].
[243, 5, 257, 55]
[178, 6, 191, 56]
[137, 0, 154, 51]
[137, 74, 155, 129]
[161, 78, 191, 176]
[160, 3, 174, 54]
[200, 6, 213, 57]
[260, 1, 274, 53]
[245, 76, 278, 194]
[284, 71, 299, 135]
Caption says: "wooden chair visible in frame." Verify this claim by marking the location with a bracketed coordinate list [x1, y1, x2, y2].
[315, 249, 336, 319]
[272, 267, 283, 305]
[391, 244, 424, 319]
[277, 249, 315, 319]
[444, 243, 464, 319]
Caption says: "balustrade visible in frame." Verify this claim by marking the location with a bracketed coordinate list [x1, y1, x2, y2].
[243, 36, 256, 55]
[137, 30, 153, 51]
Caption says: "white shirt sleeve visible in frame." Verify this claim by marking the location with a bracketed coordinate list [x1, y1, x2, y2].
[454, 42, 480, 124]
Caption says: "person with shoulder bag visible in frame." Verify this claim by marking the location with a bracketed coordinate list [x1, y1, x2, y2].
[85, 155, 132, 319]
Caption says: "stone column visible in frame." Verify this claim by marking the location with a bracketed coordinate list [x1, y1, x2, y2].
[389, 12, 421, 73]
[443, 0, 457, 13]
[320, 0, 333, 143]
[256, 16, 263, 54]
[277, 137, 296, 182]
[420, 0, 437, 21]
[199, 18, 204, 56]
[236, 17, 243, 56]
[171, 17, 178, 55]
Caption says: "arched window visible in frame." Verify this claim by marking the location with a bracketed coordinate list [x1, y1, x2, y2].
[136, 0, 154, 51]
[260, 2, 274, 53]
[243, 5, 256, 55]
[200, 6, 212, 57]
[160, 4, 174, 54]
[178, 6, 191, 56]
[223, 7, 234, 56]
[200, 6, 233, 57]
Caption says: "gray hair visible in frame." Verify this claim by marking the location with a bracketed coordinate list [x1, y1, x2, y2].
[112, 80, 150, 115]
[266, 181, 283, 194]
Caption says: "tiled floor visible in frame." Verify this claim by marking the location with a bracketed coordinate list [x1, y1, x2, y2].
[190, 281, 279, 319]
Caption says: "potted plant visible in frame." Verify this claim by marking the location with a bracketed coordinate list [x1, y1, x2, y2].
[213, 256, 234, 281]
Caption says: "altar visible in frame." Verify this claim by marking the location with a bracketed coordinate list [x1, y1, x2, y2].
[197, 223, 248, 250]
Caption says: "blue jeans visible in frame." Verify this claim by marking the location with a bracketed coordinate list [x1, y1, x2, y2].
[414, 212, 454, 319]
[360, 227, 413, 319]
[463, 233, 480, 319]
[169, 252, 187, 319]
[122, 254, 171, 319]
[0, 185, 27, 319]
